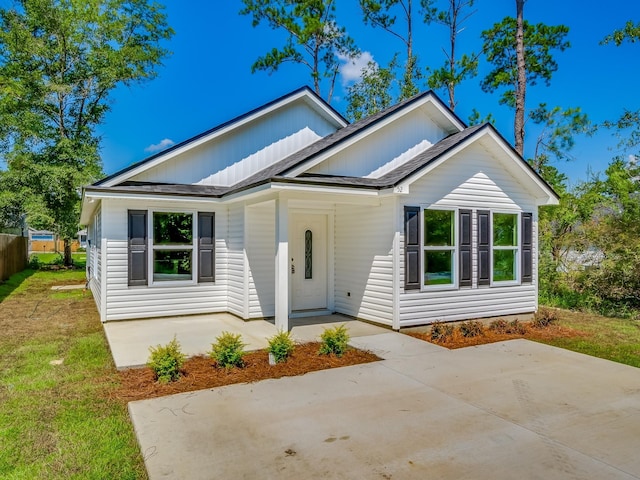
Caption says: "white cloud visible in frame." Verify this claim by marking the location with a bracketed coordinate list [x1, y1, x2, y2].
[144, 138, 175, 153]
[338, 51, 376, 85]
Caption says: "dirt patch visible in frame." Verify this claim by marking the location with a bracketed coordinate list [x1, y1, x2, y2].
[407, 323, 586, 349]
[114, 342, 381, 403]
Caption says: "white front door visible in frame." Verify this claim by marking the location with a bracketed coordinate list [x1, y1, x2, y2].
[291, 213, 327, 311]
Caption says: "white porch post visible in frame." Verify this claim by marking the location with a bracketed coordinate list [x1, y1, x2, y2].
[275, 197, 289, 331]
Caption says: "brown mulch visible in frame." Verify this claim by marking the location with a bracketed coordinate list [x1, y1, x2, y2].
[113, 342, 381, 403]
[407, 323, 586, 349]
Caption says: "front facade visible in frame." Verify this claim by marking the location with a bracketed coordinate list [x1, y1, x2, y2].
[80, 87, 558, 331]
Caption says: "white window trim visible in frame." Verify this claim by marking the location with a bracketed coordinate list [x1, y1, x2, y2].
[490, 210, 521, 287]
[148, 209, 198, 287]
[420, 206, 459, 291]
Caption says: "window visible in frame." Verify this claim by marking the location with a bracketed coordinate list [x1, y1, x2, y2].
[423, 209, 455, 286]
[492, 212, 518, 282]
[129, 210, 215, 286]
[152, 212, 194, 282]
[304, 229, 312, 279]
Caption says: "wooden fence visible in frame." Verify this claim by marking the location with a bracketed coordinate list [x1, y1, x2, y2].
[0, 234, 28, 282]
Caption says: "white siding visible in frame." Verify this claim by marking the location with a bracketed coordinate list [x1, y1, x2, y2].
[226, 203, 245, 318]
[308, 109, 447, 178]
[101, 199, 229, 321]
[246, 202, 276, 318]
[130, 103, 337, 187]
[335, 199, 395, 326]
[87, 206, 102, 316]
[399, 142, 538, 327]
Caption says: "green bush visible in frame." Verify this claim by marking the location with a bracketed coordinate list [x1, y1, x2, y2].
[458, 320, 484, 338]
[488, 319, 509, 334]
[267, 330, 296, 364]
[319, 324, 350, 357]
[28, 255, 42, 270]
[147, 336, 186, 384]
[430, 321, 454, 342]
[210, 331, 246, 368]
[532, 307, 558, 328]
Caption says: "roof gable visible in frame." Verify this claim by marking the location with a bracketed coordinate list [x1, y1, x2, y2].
[96, 87, 347, 188]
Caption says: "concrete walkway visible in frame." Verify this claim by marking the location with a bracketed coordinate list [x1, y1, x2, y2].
[128, 333, 640, 479]
[103, 313, 389, 369]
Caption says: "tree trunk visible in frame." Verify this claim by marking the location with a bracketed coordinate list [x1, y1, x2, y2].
[514, 0, 526, 156]
[63, 239, 72, 266]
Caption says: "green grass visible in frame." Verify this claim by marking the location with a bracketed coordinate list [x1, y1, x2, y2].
[29, 252, 87, 270]
[0, 269, 146, 479]
[535, 308, 640, 368]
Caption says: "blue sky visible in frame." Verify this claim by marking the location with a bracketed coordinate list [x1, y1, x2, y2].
[98, 0, 640, 186]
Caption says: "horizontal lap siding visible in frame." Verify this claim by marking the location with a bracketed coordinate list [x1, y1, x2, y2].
[399, 143, 538, 327]
[335, 200, 394, 326]
[88, 208, 102, 315]
[102, 199, 229, 321]
[247, 203, 275, 318]
[226, 203, 245, 317]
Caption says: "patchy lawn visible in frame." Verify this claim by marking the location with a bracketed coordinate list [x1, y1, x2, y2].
[0, 269, 146, 479]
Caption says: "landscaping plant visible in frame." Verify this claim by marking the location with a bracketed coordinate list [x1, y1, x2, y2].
[430, 321, 454, 342]
[506, 319, 528, 335]
[319, 324, 350, 357]
[147, 336, 187, 383]
[210, 331, 246, 368]
[488, 318, 509, 334]
[458, 320, 484, 338]
[267, 330, 296, 364]
[532, 307, 558, 328]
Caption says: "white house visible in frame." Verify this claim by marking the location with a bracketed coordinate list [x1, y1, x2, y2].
[80, 86, 558, 331]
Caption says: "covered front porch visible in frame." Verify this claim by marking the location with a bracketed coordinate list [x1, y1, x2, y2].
[103, 313, 390, 369]
[242, 189, 399, 332]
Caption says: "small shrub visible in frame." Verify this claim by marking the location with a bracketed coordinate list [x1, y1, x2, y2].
[430, 322, 454, 342]
[506, 319, 528, 335]
[267, 330, 295, 364]
[458, 320, 484, 338]
[210, 331, 246, 368]
[488, 319, 509, 334]
[319, 324, 350, 357]
[531, 307, 558, 328]
[28, 255, 41, 270]
[147, 336, 186, 384]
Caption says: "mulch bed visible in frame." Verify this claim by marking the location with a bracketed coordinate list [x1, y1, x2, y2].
[406, 324, 586, 349]
[113, 342, 381, 403]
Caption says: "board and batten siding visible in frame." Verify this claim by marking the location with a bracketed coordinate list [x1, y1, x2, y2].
[308, 108, 447, 179]
[335, 199, 395, 326]
[399, 142, 538, 327]
[226, 203, 245, 318]
[246, 202, 276, 318]
[100, 199, 228, 321]
[129, 103, 337, 187]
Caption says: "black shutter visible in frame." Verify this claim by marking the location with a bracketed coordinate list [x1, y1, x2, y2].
[128, 210, 147, 286]
[521, 212, 533, 283]
[404, 206, 420, 290]
[198, 212, 215, 283]
[459, 209, 472, 287]
[477, 210, 490, 286]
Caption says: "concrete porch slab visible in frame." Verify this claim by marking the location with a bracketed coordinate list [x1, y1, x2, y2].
[104, 313, 390, 369]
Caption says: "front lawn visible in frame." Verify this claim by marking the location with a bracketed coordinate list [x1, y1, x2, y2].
[0, 269, 146, 479]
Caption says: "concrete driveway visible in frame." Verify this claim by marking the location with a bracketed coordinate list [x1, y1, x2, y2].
[128, 333, 640, 479]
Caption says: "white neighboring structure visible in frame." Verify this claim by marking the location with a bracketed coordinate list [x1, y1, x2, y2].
[80, 86, 558, 330]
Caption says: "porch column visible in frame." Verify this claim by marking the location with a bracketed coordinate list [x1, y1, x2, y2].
[275, 197, 289, 331]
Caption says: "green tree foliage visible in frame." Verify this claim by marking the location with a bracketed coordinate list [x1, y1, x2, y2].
[358, 0, 424, 100]
[239, 0, 358, 103]
[0, 0, 173, 264]
[424, 0, 478, 110]
[345, 56, 398, 121]
[601, 20, 640, 46]
[480, 17, 570, 109]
